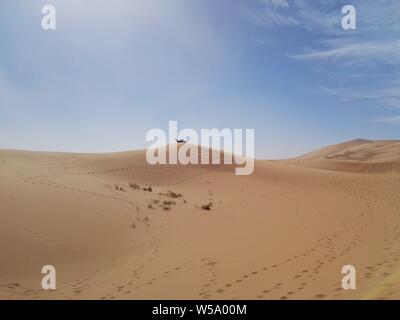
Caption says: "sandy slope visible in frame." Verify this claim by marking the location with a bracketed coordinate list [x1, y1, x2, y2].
[0, 143, 399, 300]
[287, 139, 400, 174]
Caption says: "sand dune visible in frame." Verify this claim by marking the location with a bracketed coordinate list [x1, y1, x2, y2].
[286, 139, 400, 174]
[0, 142, 400, 300]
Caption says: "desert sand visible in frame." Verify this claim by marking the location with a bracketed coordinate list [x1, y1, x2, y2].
[0, 139, 399, 300]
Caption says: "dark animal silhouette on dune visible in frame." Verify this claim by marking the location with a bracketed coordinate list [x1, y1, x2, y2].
[175, 138, 186, 143]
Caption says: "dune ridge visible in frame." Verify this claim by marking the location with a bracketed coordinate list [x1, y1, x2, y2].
[286, 139, 400, 174]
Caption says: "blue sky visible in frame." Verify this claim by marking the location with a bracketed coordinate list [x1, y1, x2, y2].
[0, 0, 399, 158]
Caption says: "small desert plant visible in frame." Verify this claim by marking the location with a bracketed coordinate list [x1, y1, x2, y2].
[130, 183, 140, 190]
[115, 185, 126, 191]
[160, 200, 176, 211]
[201, 202, 213, 211]
[130, 223, 136, 229]
[148, 204, 155, 210]
[162, 200, 175, 206]
[162, 190, 182, 198]
[143, 186, 152, 192]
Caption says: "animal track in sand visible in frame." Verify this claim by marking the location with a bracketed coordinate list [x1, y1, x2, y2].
[24, 177, 138, 207]
[197, 258, 220, 298]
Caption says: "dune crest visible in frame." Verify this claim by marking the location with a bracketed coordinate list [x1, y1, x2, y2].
[287, 139, 400, 174]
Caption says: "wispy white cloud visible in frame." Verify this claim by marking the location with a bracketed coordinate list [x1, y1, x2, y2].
[303, 85, 400, 109]
[261, 0, 290, 9]
[249, 0, 400, 66]
[249, 0, 341, 32]
[290, 40, 400, 66]
[251, 0, 400, 33]
[266, 0, 400, 117]
[383, 99, 400, 110]
[249, 6, 298, 27]
[286, 0, 400, 67]
[371, 116, 400, 124]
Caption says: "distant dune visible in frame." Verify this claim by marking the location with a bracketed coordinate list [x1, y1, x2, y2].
[0, 141, 400, 299]
[286, 139, 400, 174]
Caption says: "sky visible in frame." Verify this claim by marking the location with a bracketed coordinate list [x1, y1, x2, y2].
[0, 0, 399, 159]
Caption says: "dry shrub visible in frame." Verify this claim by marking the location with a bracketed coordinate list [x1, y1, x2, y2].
[201, 202, 213, 211]
[162, 190, 182, 198]
[115, 185, 126, 192]
[130, 183, 140, 190]
[162, 200, 175, 206]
